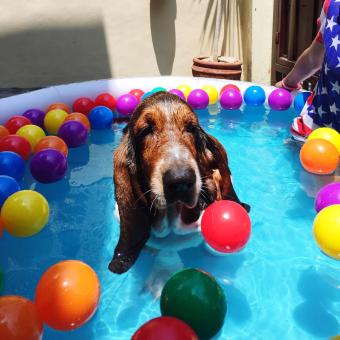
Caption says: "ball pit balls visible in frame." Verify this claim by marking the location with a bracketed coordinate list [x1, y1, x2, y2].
[4, 116, 31, 134]
[220, 84, 240, 95]
[313, 204, 340, 259]
[116, 94, 138, 116]
[168, 89, 186, 101]
[293, 92, 311, 114]
[22, 109, 46, 128]
[307, 127, 340, 154]
[201, 200, 251, 253]
[34, 136, 68, 157]
[315, 182, 340, 212]
[16, 124, 46, 150]
[177, 84, 192, 99]
[220, 89, 243, 110]
[47, 102, 71, 114]
[132, 316, 198, 340]
[0, 296, 43, 340]
[0, 267, 3, 291]
[152, 86, 167, 93]
[64, 112, 90, 131]
[0, 135, 31, 160]
[30, 149, 67, 183]
[300, 139, 339, 175]
[58, 121, 88, 148]
[0, 151, 25, 182]
[72, 97, 95, 116]
[95, 93, 117, 111]
[244, 86, 266, 106]
[129, 89, 144, 102]
[0, 126, 9, 140]
[141, 91, 154, 101]
[44, 109, 68, 135]
[89, 106, 114, 129]
[0, 176, 20, 207]
[2, 190, 49, 237]
[35, 260, 100, 331]
[187, 89, 209, 110]
[160, 268, 226, 339]
[201, 85, 219, 105]
[268, 88, 292, 111]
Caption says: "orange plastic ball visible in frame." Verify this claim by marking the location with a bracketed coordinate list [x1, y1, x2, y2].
[0, 295, 43, 340]
[0, 126, 9, 140]
[64, 112, 90, 131]
[47, 102, 71, 114]
[34, 136, 68, 157]
[300, 139, 339, 175]
[35, 260, 100, 331]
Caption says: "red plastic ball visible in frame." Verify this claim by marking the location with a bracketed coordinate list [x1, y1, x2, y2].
[0, 135, 31, 160]
[72, 97, 95, 116]
[129, 89, 144, 102]
[220, 84, 241, 95]
[95, 93, 116, 111]
[201, 200, 251, 253]
[4, 116, 31, 134]
[132, 316, 198, 340]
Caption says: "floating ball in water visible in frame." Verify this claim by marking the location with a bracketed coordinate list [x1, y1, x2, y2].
[220, 89, 243, 110]
[0, 126, 9, 140]
[44, 109, 68, 135]
[315, 182, 340, 212]
[47, 102, 71, 114]
[89, 106, 114, 129]
[141, 91, 154, 101]
[168, 89, 185, 101]
[129, 89, 144, 102]
[244, 86, 266, 106]
[0, 175, 20, 207]
[95, 93, 116, 111]
[0, 151, 25, 181]
[16, 124, 46, 150]
[187, 89, 209, 110]
[152, 86, 167, 93]
[201, 85, 219, 105]
[177, 84, 192, 99]
[72, 97, 95, 116]
[268, 88, 292, 110]
[307, 127, 340, 154]
[5, 116, 31, 134]
[34, 136, 68, 157]
[220, 84, 240, 95]
[0, 135, 31, 160]
[22, 109, 46, 128]
[293, 92, 311, 114]
[58, 121, 88, 148]
[64, 112, 90, 131]
[116, 94, 138, 116]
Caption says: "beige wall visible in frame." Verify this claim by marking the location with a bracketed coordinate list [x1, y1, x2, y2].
[0, 0, 273, 87]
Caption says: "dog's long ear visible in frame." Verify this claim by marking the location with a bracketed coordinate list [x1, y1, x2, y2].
[108, 128, 150, 274]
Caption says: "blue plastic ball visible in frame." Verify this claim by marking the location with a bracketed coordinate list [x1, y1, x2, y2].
[0, 175, 20, 206]
[89, 106, 114, 129]
[0, 151, 25, 181]
[293, 92, 311, 114]
[141, 91, 154, 101]
[244, 86, 266, 106]
[152, 87, 166, 93]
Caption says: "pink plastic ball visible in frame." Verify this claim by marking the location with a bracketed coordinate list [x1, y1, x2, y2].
[268, 88, 292, 111]
[220, 89, 243, 110]
[116, 94, 138, 116]
[187, 89, 209, 110]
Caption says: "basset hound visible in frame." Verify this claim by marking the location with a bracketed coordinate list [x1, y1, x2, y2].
[109, 91, 249, 279]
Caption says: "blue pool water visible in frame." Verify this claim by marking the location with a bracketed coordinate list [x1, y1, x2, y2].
[0, 104, 339, 340]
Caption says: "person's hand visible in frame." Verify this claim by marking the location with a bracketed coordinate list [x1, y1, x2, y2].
[275, 80, 283, 88]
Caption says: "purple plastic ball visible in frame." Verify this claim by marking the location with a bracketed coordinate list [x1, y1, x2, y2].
[30, 149, 67, 183]
[116, 94, 138, 116]
[168, 89, 185, 101]
[22, 109, 45, 128]
[268, 88, 292, 111]
[315, 182, 340, 212]
[220, 89, 243, 110]
[187, 89, 209, 110]
[58, 121, 88, 148]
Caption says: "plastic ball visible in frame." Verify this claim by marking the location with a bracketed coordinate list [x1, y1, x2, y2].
[0, 135, 31, 160]
[0, 126, 9, 140]
[0, 295, 43, 340]
[152, 86, 167, 93]
[168, 89, 186, 100]
[220, 89, 243, 110]
[160, 268, 226, 339]
[44, 109, 68, 135]
[22, 109, 46, 128]
[34, 136, 68, 157]
[95, 93, 116, 111]
[89, 106, 114, 129]
[220, 84, 240, 95]
[307, 127, 340, 154]
[46, 102, 71, 114]
[30, 149, 67, 183]
[129, 89, 144, 102]
[116, 94, 138, 116]
[187, 89, 209, 110]
[300, 139, 339, 175]
[177, 84, 192, 99]
[201, 200, 251, 253]
[0, 266, 3, 291]
[35, 260, 100, 331]
[244, 86, 266, 106]
[0, 176, 20, 207]
[2, 190, 49, 237]
[64, 112, 90, 131]
[58, 121, 88, 148]
[313, 204, 340, 259]
[268, 88, 292, 110]
[16, 125, 46, 150]
[4, 116, 31, 134]
[293, 92, 311, 114]
[315, 182, 340, 212]
[201, 85, 219, 105]
[72, 97, 95, 116]
[0, 151, 25, 181]
[132, 316, 198, 340]
[141, 91, 154, 101]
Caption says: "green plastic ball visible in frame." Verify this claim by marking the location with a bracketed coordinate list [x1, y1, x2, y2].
[152, 86, 167, 93]
[160, 268, 227, 339]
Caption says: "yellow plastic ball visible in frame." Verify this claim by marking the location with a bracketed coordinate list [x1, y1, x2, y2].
[202, 85, 219, 105]
[313, 204, 340, 260]
[177, 84, 192, 99]
[1, 190, 49, 237]
[44, 109, 68, 135]
[308, 127, 340, 154]
[16, 124, 46, 150]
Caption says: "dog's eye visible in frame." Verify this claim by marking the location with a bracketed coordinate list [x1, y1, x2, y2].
[185, 122, 197, 134]
[138, 125, 153, 138]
